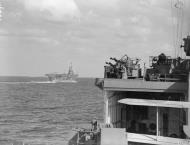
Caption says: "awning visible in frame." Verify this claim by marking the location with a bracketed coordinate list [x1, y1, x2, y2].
[118, 98, 190, 108]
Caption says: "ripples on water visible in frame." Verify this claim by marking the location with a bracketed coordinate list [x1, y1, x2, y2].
[0, 78, 103, 145]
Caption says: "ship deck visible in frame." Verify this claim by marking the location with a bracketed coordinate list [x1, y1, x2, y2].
[103, 78, 187, 93]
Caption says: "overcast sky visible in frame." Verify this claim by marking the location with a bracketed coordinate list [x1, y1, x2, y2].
[0, 0, 190, 77]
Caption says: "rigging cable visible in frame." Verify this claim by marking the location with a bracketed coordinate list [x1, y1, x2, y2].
[171, 0, 176, 57]
[179, 0, 184, 58]
[188, 0, 190, 36]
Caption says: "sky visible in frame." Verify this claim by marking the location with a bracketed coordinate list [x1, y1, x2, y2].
[0, 0, 190, 77]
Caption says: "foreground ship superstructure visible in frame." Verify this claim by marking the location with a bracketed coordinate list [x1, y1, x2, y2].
[101, 53, 190, 145]
[68, 36, 190, 145]
[46, 64, 78, 83]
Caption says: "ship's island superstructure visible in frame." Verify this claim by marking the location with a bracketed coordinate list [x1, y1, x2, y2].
[46, 64, 78, 83]
[68, 36, 190, 145]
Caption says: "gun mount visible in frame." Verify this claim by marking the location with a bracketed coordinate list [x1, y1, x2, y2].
[104, 55, 141, 79]
[145, 53, 190, 82]
[104, 36, 190, 82]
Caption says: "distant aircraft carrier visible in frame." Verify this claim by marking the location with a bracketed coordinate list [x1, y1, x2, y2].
[45, 64, 78, 83]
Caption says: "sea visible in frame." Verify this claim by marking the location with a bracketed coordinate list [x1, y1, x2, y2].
[0, 77, 104, 145]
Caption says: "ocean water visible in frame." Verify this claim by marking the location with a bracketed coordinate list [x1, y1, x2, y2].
[0, 77, 104, 145]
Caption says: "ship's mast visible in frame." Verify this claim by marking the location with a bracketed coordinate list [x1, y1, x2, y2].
[171, 0, 185, 58]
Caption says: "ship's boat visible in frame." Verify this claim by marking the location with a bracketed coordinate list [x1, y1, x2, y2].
[45, 64, 78, 83]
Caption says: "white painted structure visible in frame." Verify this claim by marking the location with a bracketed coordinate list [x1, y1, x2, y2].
[102, 77, 190, 145]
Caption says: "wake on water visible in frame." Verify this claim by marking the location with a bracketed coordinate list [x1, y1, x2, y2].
[0, 81, 62, 84]
[0, 81, 77, 84]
